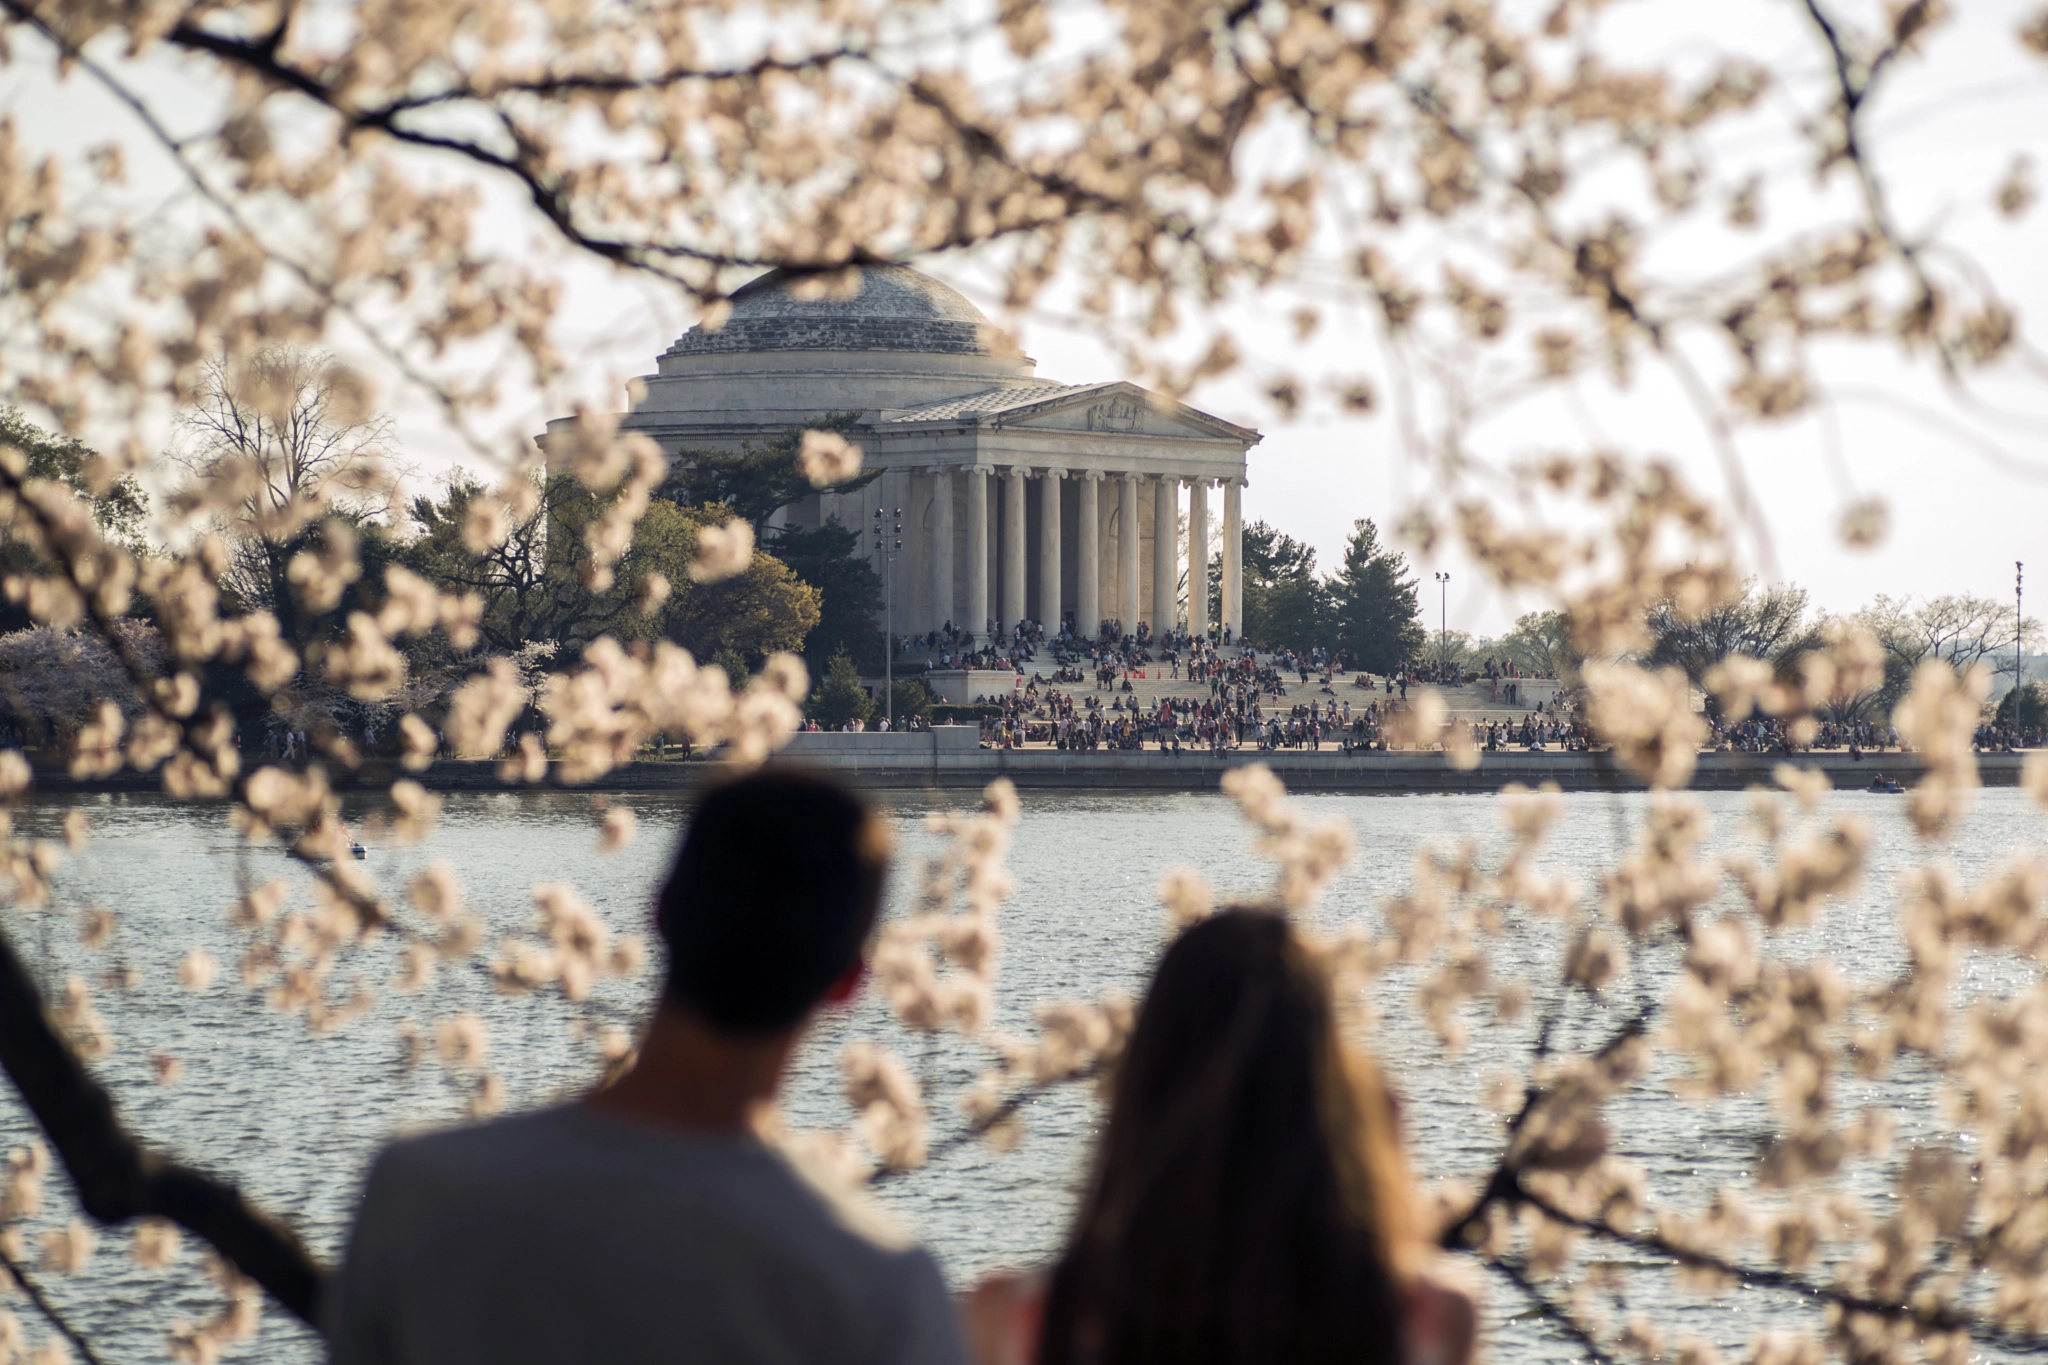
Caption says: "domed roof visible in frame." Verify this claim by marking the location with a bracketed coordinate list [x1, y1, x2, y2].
[666, 264, 1001, 358]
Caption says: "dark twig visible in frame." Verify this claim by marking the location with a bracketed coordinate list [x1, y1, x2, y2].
[0, 921, 328, 1326]
[869, 1066, 1095, 1186]
[0, 1234, 108, 1365]
[1487, 1255, 1621, 1365]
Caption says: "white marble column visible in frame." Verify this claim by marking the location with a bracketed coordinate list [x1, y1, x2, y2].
[1152, 476, 1177, 634]
[927, 466, 954, 634]
[1222, 477, 1244, 642]
[1187, 477, 1210, 639]
[1119, 472, 1141, 640]
[1001, 465, 1027, 632]
[1097, 478, 1116, 632]
[1038, 468, 1063, 631]
[1076, 471, 1101, 640]
[966, 465, 989, 641]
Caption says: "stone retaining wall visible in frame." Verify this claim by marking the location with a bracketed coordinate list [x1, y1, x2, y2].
[27, 746, 2022, 797]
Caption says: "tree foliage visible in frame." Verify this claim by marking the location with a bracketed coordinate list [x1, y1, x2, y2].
[661, 418, 879, 531]
[403, 475, 817, 665]
[1498, 610, 1574, 680]
[1645, 581, 1819, 695]
[1329, 520, 1425, 671]
[1235, 521, 1332, 654]
[771, 520, 885, 673]
[808, 648, 875, 729]
[0, 408, 146, 545]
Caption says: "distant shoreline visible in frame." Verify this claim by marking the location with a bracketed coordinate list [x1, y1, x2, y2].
[21, 748, 2033, 798]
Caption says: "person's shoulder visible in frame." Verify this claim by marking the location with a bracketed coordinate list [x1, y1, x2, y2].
[368, 1106, 591, 1188]
[1403, 1269, 1477, 1365]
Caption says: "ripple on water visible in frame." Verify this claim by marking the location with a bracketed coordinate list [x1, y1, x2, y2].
[0, 785, 2041, 1361]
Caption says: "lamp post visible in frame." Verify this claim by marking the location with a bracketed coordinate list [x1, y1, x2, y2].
[1434, 571, 1450, 681]
[874, 506, 901, 728]
[2019, 561, 2026, 722]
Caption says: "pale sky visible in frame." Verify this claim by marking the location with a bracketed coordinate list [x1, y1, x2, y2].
[5, 0, 2045, 641]
[495, 0, 2048, 639]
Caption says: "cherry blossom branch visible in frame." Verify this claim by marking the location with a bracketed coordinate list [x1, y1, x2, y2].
[0, 456, 393, 926]
[1513, 1185, 2048, 1355]
[0, 1232, 107, 1365]
[0, 921, 328, 1325]
[1799, 0, 1951, 372]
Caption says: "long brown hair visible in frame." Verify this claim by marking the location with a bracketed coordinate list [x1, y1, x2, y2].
[1038, 908, 1415, 1365]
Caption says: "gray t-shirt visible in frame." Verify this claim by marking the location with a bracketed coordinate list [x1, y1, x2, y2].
[328, 1107, 969, 1365]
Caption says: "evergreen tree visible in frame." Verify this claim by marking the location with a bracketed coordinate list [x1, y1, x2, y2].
[891, 677, 934, 721]
[1329, 518, 1425, 671]
[808, 648, 875, 728]
[1997, 681, 2046, 728]
[772, 520, 884, 672]
[1232, 521, 1333, 653]
[662, 416, 879, 530]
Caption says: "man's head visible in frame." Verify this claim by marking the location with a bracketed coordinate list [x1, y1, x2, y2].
[657, 769, 889, 1035]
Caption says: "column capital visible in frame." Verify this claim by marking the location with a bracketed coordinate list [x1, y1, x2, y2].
[1076, 467, 1106, 482]
[1041, 466, 1066, 480]
[925, 464, 952, 476]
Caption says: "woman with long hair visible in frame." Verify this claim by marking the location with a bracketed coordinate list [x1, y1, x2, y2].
[968, 907, 1474, 1365]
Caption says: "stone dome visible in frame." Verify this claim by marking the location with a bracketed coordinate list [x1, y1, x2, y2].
[665, 264, 1000, 358]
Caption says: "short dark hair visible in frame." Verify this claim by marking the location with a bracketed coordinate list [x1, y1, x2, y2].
[657, 769, 888, 1033]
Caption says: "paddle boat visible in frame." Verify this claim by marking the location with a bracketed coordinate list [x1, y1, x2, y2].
[1866, 774, 1904, 794]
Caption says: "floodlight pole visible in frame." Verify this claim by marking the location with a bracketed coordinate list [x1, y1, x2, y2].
[2019, 561, 2026, 718]
[1434, 571, 1450, 680]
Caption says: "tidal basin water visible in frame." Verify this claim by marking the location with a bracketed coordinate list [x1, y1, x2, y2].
[2, 784, 2046, 1362]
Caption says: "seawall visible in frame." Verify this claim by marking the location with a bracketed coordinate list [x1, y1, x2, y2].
[22, 731, 2031, 797]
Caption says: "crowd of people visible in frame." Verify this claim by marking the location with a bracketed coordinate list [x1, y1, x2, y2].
[1703, 713, 2047, 755]
[961, 636, 1585, 758]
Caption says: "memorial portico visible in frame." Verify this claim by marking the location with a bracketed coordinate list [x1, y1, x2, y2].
[595, 264, 1261, 644]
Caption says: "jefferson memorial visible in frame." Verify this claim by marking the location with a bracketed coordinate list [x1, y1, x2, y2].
[618, 264, 1260, 644]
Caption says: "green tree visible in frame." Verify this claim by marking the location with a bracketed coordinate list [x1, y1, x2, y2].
[772, 519, 884, 672]
[1328, 519, 1424, 671]
[1644, 579, 1818, 700]
[1230, 521, 1333, 653]
[403, 478, 819, 666]
[656, 504, 821, 664]
[1498, 609, 1575, 680]
[808, 648, 875, 729]
[891, 676, 934, 721]
[403, 471, 622, 653]
[663, 416, 879, 532]
[0, 410, 154, 635]
[1996, 681, 2046, 728]
[0, 408, 148, 544]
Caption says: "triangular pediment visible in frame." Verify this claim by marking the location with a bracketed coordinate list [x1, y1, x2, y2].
[980, 382, 1258, 444]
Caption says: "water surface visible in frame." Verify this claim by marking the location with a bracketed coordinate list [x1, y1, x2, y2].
[1, 784, 2042, 1361]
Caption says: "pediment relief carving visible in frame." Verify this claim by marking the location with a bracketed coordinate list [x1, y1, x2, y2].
[1084, 397, 1142, 432]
